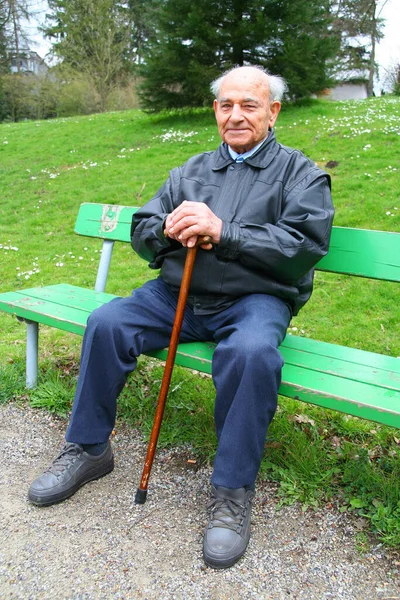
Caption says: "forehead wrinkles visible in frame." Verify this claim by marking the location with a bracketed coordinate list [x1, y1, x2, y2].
[219, 76, 269, 104]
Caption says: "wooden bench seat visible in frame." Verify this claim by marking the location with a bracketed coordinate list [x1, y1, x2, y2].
[0, 202, 399, 429]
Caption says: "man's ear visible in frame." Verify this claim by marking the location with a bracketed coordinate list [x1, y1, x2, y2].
[213, 98, 218, 115]
[268, 101, 281, 128]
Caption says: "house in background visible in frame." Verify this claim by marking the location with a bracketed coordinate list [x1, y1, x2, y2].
[328, 80, 368, 100]
[320, 68, 370, 100]
[328, 82, 368, 100]
[10, 50, 48, 76]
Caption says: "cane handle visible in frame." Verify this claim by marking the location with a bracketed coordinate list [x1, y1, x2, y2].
[164, 230, 212, 247]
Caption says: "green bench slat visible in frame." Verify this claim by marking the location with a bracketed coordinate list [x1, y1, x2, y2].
[0, 284, 113, 335]
[0, 284, 115, 311]
[74, 203, 139, 242]
[281, 334, 400, 372]
[317, 227, 400, 282]
[281, 339, 400, 390]
[0, 292, 92, 335]
[279, 366, 400, 429]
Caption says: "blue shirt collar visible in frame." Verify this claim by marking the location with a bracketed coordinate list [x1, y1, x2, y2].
[228, 137, 268, 162]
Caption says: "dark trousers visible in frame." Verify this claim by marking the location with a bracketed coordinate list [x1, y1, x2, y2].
[66, 278, 291, 488]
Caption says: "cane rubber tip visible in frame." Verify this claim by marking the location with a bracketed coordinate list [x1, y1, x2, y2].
[135, 488, 148, 504]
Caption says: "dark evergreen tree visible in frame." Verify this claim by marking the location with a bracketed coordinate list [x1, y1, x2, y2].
[139, 0, 338, 110]
[268, 0, 338, 99]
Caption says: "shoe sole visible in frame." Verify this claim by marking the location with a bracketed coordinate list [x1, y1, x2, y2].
[203, 548, 246, 570]
[28, 458, 114, 507]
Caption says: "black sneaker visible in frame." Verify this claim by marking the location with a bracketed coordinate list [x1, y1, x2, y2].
[28, 442, 114, 506]
[203, 485, 254, 569]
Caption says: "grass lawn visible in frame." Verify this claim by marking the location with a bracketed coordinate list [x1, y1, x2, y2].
[1, 97, 400, 548]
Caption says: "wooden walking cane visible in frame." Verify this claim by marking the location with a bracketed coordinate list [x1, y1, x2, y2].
[135, 235, 211, 504]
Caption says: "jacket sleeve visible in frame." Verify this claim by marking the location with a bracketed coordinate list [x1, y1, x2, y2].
[216, 171, 334, 284]
[130, 172, 180, 266]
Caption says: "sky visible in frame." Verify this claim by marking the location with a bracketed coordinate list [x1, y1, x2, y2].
[24, 0, 400, 89]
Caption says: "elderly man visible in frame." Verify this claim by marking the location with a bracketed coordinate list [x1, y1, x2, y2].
[28, 65, 334, 569]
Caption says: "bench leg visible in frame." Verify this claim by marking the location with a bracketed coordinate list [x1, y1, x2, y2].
[26, 320, 39, 388]
[95, 239, 114, 292]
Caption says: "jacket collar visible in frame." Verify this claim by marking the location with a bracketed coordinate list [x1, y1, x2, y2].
[212, 129, 279, 171]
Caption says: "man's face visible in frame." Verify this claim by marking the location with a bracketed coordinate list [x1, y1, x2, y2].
[213, 69, 281, 154]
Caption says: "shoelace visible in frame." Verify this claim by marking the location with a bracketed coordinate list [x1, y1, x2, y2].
[46, 442, 82, 475]
[207, 497, 249, 533]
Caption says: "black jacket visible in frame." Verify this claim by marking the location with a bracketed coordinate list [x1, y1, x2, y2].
[131, 131, 334, 316]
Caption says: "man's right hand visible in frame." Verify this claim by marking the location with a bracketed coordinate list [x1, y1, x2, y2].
[164, 201, 222, 249]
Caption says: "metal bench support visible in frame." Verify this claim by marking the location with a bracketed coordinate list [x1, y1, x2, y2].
[26, 320, 39, 388]
[95, 239, 115, 293]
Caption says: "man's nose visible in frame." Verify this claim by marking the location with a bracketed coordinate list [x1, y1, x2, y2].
[230, 103, 244, 121]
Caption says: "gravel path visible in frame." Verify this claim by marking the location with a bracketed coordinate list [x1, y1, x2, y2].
[1, 402, 399, 600]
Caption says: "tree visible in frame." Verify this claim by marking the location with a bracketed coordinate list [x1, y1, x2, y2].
[331, 0, 387, 96]
[43, 0, 129, 110]
[0, 1, 10, 73]
[364, 0, 387, 96]
[3, 0, 32, 69]
[383, 61, 400, 95]
[0, 0, 33, 73]
[125, 0, 159, 67]
[139, 0, 338, 110]
[267, 0, 338, 99]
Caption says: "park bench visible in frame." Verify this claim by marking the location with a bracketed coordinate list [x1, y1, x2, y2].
[0, 202, 399, 428]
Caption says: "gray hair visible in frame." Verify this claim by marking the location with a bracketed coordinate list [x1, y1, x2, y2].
[210, 65, 287, 102]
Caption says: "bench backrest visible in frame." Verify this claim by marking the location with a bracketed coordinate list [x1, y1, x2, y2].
[75, 203, 139, 243]
[74, 203, 400, 291]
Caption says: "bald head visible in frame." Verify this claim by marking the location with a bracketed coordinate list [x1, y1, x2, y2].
[211, 66, 287, 103]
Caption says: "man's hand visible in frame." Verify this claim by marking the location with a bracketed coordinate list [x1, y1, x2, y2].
[164, 201, 222, 249]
